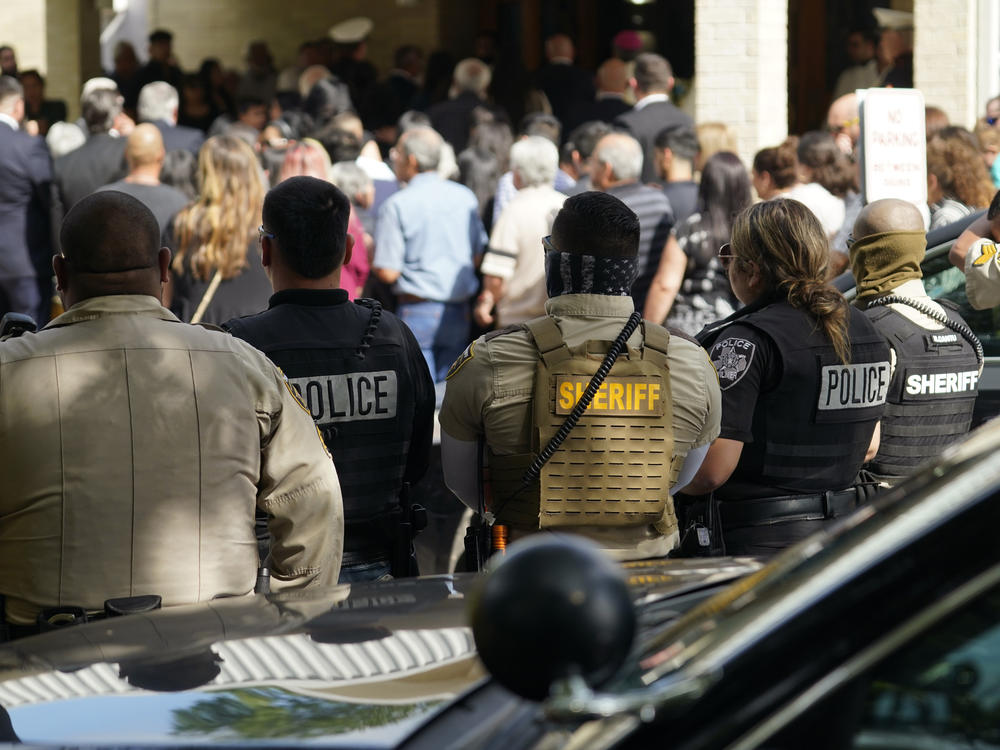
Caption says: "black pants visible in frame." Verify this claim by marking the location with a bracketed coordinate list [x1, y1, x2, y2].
[722, 517, 834, 558]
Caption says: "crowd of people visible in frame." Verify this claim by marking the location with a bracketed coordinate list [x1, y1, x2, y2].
[0, 19, 995, 629]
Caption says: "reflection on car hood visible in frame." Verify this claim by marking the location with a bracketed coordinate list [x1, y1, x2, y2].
[0, 560, 758, 747]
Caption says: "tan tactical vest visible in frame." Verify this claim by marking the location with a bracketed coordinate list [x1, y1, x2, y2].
[488, 316, 674, 530]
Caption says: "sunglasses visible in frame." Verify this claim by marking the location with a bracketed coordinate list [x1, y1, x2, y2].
[258, 225, 275, 243]
[718, 243, 737, 270]
[988, 116, 999, 126]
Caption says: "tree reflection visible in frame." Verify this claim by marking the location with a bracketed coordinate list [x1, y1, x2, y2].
[172, 687, 434, 738]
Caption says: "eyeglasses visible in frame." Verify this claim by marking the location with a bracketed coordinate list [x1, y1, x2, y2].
[828, 115, 860, 134]
[846, 233, 856, 249]
[258, 225, 275, 243]
[988, 116, 999, 126]
[718, 243, 737, 270]
[542, 235, 558, 254]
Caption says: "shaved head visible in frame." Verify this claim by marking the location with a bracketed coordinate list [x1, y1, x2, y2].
[596, 58, 627, 93]
[853, 198, 925, 239]
[61, 191, 159, 274]
[125, 123, 165, 168]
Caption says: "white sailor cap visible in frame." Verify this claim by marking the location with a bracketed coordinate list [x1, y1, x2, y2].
[329, 17, 373, 44]
[965, 236, 1000, 310]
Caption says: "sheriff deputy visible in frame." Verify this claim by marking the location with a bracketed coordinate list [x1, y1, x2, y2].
[439, 191, 721, 560]
[849, 198, 981, 485]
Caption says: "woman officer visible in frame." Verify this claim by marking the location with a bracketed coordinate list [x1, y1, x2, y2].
[682, 198, 890, 557]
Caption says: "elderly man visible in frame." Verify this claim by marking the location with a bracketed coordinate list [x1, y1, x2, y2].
[373, 127, 486, 383]
[0, 191, 342, 632]
[427, 58, 498, 153]
[851, 198, 981, 485]
[476, 136, 566, 327]
[441, 191, 720, 561]
[590, 131, 674, 312]
[137, 81, 204, 156]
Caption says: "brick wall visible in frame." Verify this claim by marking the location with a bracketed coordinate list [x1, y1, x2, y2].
[914, 0, 978, 129]
[694, 0, 789, 169]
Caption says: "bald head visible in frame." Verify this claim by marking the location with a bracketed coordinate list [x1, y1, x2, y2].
[126, 123, 165, 169]
[545, 34, 574, 61]
[827, 93, 860, 147]
[596, 58, 627, 94]
[854, 198, 925, 240]
[57, 191, 167, 304]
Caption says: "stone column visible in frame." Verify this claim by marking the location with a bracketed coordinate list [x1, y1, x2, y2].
[694, 0, 788, 169]
[914, 0, 978, 128]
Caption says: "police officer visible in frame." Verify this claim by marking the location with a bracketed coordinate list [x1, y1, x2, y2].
[850, 198, 981, 485]
[684, 198, 890, 557]
[226, 176, 435, 583]
[440, 191, 721, 560]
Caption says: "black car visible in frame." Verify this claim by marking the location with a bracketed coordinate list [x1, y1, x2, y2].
[3, 417, 1000, 747]
[835, 210, 1000, 424]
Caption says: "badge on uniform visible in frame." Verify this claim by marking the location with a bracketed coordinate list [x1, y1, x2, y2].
[709, 338, 756, 390]
[446, 342, 475, 380]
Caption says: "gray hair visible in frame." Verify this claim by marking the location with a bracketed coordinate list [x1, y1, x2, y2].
[47, 121, 86, 158]
[452, 58, 491, 96]
[329, 160, 372, 201]
[594, 133, 643, 182]
[81, 87, 123, 135]
[510, 135, 558, 188]
[400, 127, 443, 172]
[137, 81, 179, 123]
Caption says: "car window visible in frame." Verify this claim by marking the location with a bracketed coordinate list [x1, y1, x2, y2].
[923, 244, 1000, 357]
[849, 582, 1000, 748]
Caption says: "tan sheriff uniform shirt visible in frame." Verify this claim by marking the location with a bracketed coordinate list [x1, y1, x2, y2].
[440, 293, 721, 559]
[0, 295, 344, 624]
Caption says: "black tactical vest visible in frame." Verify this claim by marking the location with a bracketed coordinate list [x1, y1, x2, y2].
[863, 304, 979, 481]
[227, 299, 416, 527]
[703, 302, 891, 496]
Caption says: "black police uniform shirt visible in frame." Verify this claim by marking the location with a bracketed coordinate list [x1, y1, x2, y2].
[701, 300, 890, 500]
[225, 288, 436, 551]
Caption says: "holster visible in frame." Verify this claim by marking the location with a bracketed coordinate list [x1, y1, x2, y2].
[387, 483, 427, 578]
[671, 493, 726, 557]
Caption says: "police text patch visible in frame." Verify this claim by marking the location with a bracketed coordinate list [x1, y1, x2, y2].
[554, 375, 663, 416]
[710, 338, 756, 390]
[817, 361, 890, 411]
[288, 371, 398, 424]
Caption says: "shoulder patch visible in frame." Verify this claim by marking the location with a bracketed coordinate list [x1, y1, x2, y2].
[279, 369, 311, 415]
[709, 337, 756, 390]
[971, 242, 997, 266]
[446, 341, 475, 380]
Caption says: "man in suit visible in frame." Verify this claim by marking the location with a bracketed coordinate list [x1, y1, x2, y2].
[54, 85, 128, 213]
[0, 76, 54, 322]
[533, 34, 594, 128]
[138, 81, 204, 156]
[614, 53, 694, 184]
[564, 58, 631, 135]
[427, 58, 499, 154]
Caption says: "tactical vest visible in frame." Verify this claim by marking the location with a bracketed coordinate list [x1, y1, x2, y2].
[488, 316, 675, 531]
[226, 300, 415, 525]
[703, 302, 891, 495]
[863, 304, 979, 480]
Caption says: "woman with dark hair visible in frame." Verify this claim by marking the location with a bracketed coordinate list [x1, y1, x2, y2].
[751, 138, 800, 199]
[682, 198, 889, 557]
[787, 131, 850, 239]
[166, 135, 272, 324]
[644, 151, 752, 334]
[927, 126, 995, 229]
[198, 58, 235, 122]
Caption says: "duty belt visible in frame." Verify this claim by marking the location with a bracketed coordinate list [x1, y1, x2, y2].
[718, 488, 862, 528]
